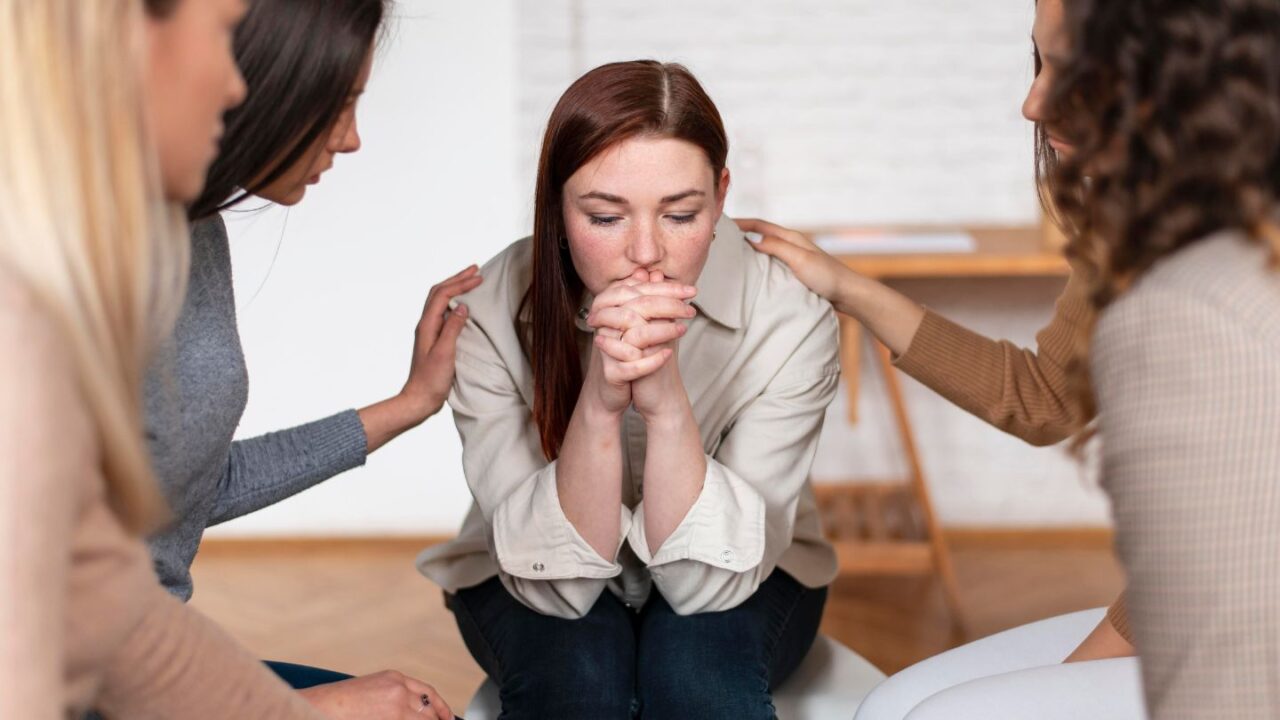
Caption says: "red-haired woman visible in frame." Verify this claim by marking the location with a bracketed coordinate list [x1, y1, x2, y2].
[417, 60, 840, 719]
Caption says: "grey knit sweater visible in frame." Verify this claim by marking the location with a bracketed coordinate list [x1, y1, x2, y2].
[144, 215, 368, 601]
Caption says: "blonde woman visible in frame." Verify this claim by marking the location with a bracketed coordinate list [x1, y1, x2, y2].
[0, 0, 426, 717]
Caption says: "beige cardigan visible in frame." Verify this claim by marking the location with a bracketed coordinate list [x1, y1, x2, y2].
[1092, 230, 1280, 718]
[0, 270, 324, 720]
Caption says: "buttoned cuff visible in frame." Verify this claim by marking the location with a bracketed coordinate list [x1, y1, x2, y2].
[628, 457, 765, 573]
[493, 461, 631, 581]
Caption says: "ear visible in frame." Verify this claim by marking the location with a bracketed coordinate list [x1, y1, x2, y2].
[714, 167, 731, 217]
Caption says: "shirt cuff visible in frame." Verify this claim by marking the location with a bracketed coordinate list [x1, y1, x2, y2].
[628, 457, 765, 573]
[493, 461, 631, 581]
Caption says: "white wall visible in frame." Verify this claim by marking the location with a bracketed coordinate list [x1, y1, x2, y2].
[214, 0, 1109, 536]
[209, 0, 522, 537]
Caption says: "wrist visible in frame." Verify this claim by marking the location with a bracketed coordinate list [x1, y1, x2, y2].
[831, 267, 868, 319]
[580, 388, 627, 425]
[392, 387, 441, 426]
[639, 394, 694, 432]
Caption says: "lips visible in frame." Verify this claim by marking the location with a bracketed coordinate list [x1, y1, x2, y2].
[1047, 135, 1075, 154]
[308, 161, 333, 185]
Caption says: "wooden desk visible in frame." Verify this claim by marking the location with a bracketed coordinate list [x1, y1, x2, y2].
[822, 226, 1070, 423]
[834, 226, 1070, 280]
[810, 224, 1069, 638]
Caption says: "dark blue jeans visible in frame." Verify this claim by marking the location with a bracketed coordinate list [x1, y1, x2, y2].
[447, 570, 827, 720]
[265, 660, 353, 689]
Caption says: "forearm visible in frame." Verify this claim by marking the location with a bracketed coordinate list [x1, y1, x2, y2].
[99, 591, 323, 720]
[833, 270, 926, 356]
[556, 397, 624, 560]
[212, 411, 366, 524]
[641, 396, 707, 555]
[356, 392, 434, 454]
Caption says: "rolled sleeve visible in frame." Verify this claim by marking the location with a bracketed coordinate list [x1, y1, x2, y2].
[628, 458, 767, 614]
[493, 462, 631, 618]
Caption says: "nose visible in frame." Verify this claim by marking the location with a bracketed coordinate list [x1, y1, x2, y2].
[625, 220, 664, 268]
[328, 113, 362, 155]
[1022, 71, 1048, 124]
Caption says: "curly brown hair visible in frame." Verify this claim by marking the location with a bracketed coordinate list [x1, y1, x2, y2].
[1049, 0, 1280, 428]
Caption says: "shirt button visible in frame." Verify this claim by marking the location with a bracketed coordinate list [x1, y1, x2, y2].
[532, 562, 545, 572]
[719, 549, 735, 565]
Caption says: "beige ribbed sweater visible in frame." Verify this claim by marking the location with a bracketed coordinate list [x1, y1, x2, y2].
[893, 271, 1132, 643]
[0, 270, 325, 720]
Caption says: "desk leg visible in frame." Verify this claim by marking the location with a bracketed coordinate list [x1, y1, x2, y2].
[874, 341, 966, 637]
[839, 316, 862, 425]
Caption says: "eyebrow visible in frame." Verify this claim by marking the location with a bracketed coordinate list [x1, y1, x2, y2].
[578, 189, 706, 204]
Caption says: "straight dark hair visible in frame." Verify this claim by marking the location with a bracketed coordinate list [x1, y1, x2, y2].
[188, 0, 386, 220]
[521, 60, 728, 461]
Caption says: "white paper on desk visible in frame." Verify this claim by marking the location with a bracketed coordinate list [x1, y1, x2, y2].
[814, 231, 977, 255]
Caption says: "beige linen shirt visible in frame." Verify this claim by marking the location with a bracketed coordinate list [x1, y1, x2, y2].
[417, 216, 840, 619]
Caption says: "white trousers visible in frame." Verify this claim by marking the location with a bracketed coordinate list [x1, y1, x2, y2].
[853, 608, 1147, 720]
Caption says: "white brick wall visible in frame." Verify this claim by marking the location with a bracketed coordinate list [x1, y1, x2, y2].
[517, 0, 1111, 527]
[517, 0, 1040, 225]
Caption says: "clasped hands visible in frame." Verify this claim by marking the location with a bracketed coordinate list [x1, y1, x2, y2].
[583, 268, 697, 422]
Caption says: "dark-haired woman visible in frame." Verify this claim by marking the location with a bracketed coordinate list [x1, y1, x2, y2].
[417, 60, 838, 719]
[142, 0, 467, 717]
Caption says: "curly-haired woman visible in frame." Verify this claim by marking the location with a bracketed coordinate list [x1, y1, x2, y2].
[747, 0, 1280, 717]
[1049, 1, 1280, 715]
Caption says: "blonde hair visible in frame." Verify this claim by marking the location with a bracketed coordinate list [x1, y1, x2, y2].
[0, 0, 188, 532]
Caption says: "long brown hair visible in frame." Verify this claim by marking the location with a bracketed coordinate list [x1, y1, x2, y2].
[523, 60, 728, 460]
[1049, 0, 1280, 429]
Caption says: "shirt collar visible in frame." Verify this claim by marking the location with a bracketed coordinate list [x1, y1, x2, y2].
[689, 214, 747, 330]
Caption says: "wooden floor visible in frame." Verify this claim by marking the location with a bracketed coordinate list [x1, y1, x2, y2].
[190, 536, 1123, 709]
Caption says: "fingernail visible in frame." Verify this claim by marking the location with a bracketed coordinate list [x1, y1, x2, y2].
[745, 232, 763, 244]
[457, 304, 469, 316]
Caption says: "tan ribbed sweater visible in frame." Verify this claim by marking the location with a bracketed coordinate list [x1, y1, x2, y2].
[0, 271, 325, 720]
[893, 271, 1132, 644]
